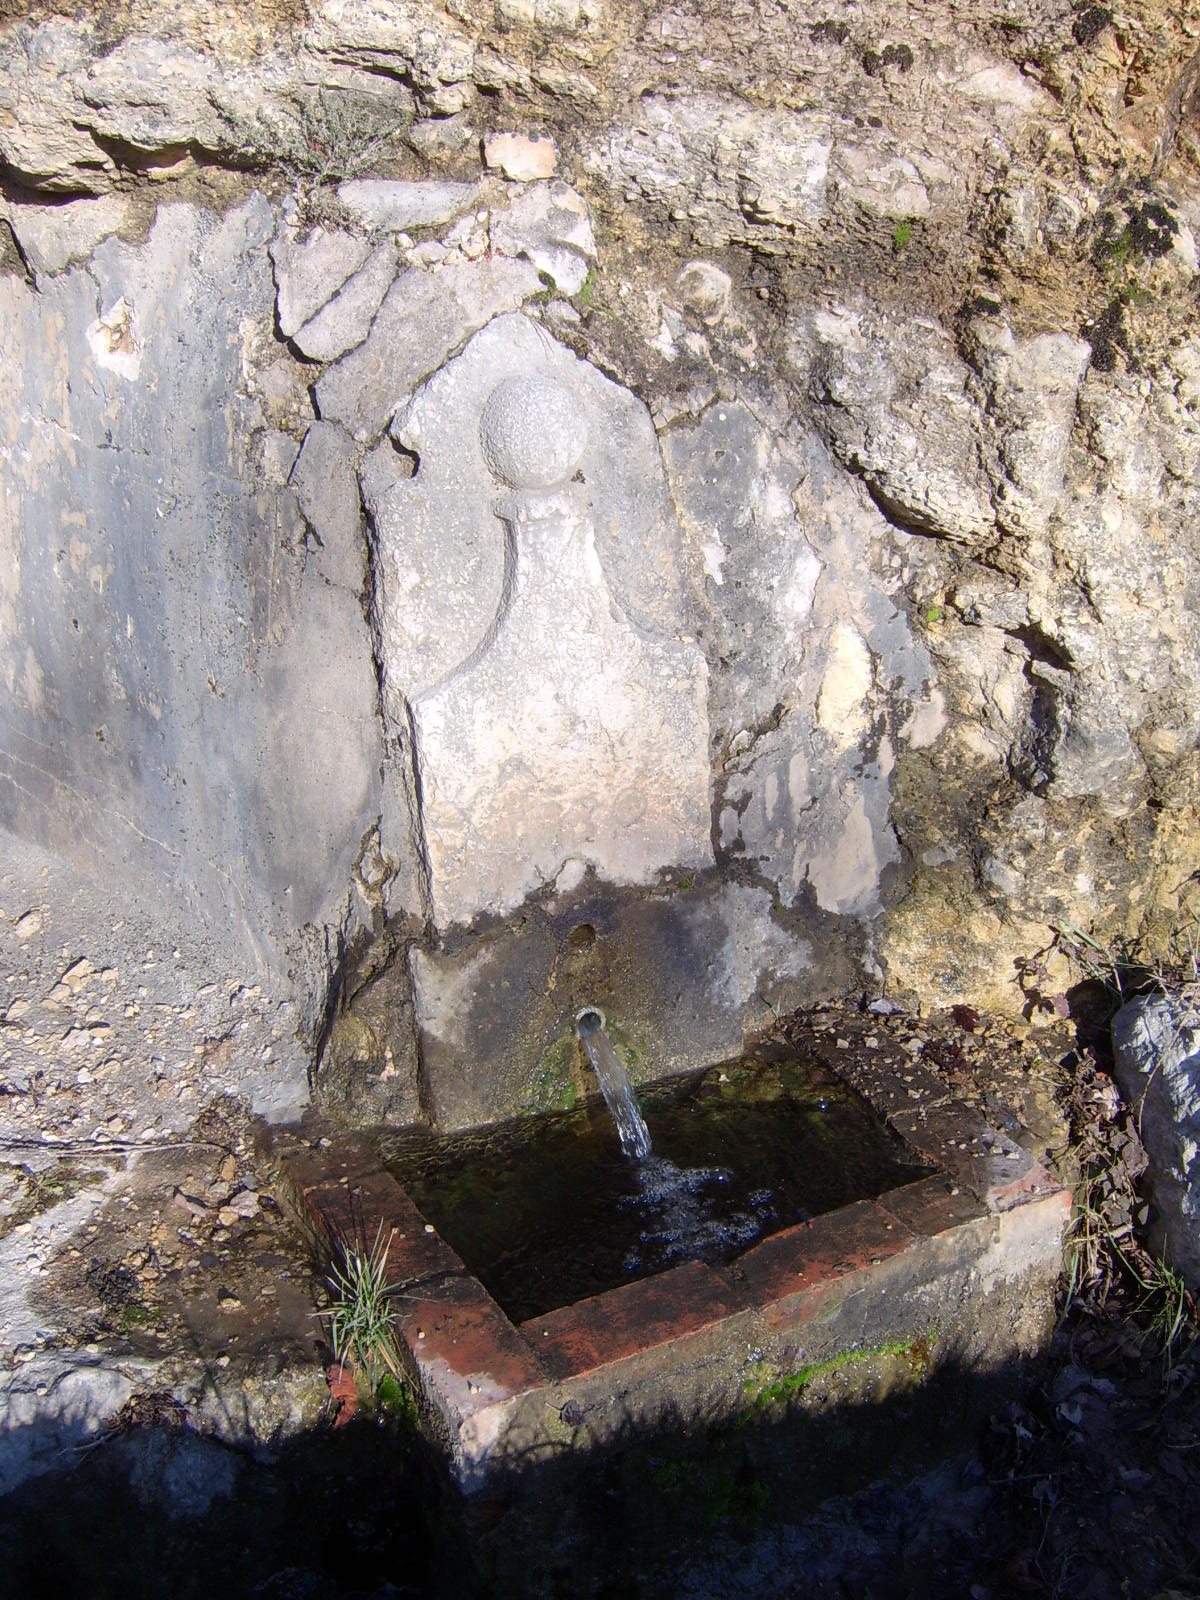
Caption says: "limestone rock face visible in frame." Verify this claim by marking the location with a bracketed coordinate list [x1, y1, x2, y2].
[1, 0, 1199, 1097]
[663, 405, 937, 919]
[794, 307, 1092, 546]
[0, 198, 383, 975]
[313, 258, 541, 441]
[582, 55, 1047, 268]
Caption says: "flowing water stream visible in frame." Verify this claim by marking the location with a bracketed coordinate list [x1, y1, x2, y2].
[575, 1007, 779, 1281]
[574, 1007, 652, 1159]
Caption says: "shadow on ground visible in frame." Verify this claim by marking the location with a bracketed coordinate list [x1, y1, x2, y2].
[1, 1320, 1196, 1599]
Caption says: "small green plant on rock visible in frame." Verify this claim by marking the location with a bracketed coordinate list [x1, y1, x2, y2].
[242, 89, 410, 223]
[321, 1224, 405, 1394]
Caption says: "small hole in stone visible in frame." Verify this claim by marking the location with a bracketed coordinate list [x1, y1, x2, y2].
[567, 923, 596, 952]
[391, 442, 420, 479]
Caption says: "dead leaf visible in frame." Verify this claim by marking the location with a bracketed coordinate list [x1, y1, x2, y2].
[326, 1362, 357, 1428]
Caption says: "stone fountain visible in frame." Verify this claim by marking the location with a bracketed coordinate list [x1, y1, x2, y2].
[336, 312, 832, 1129]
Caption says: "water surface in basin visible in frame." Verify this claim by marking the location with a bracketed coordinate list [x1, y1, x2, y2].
[381, 1055, 930, 1323]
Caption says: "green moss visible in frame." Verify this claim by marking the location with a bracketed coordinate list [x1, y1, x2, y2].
[375, 1373, 417, 1425]
[119, 1302, 154, 1331]
[523, 1032, 579, 1114]
[741, 1336, 932, 1415]
[579, 266, 598, 309]
[706, 1473, 769, 1530]
[528, 268, 558, 307]
[892, 219, 914, 252]
[0, 1163, 106, 1241]
[443, 1166, 485, 1208]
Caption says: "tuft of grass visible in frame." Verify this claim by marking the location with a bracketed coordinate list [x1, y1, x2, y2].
[892, 219, 915, 252]
[240, 89, 410, 225]
[1062, 1155, 1119, 1314]
[1053, 890, 1200, 1019]
[320, 1224, 404, 1394]
[578, 266, 598, 309]
[1052, 920, 1179, 1013]
[1112, 1241, 1198, 1373]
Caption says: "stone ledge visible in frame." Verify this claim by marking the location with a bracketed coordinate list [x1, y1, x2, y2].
[732, 1199, 915, 1309]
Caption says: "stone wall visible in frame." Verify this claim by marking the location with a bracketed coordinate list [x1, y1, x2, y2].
[2, 0, 1198, 1122]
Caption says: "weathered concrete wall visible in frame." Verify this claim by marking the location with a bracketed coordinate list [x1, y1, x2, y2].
[1, 0, 1198, 1122]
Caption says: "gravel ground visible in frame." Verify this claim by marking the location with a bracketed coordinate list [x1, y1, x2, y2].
[0, 831, 324, 1489]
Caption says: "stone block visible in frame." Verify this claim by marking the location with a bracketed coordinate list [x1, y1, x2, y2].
[368, 313, 712, 928]
[407, 879, 814, 1131]
[271, 224, 372, 338]
[489, 181, 595, 294]
[314, 258, 541, 440]
[523, 1260, 742, 1378]
[484, 133, 558, 180]
[291, 240, 399, 361]
[336, 178, 481, 232]
[1113, 992, 1200, 1290]
[7, 194, 132, 275]
[735, 1199, 914, 1310]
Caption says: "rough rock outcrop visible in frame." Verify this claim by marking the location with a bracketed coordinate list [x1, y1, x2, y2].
[1113, 992, 1200, 1291]
[1, 0, 1199, 1117]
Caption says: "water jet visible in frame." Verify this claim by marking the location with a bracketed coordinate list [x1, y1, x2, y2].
[574, 1006, 652, 1161]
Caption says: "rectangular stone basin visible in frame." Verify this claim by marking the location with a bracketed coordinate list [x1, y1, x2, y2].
[278, 1039, 1069, 1498]
[378, 1055, 932, 1324]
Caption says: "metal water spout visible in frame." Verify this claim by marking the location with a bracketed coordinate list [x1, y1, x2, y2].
[575, 1007, 652, 1161]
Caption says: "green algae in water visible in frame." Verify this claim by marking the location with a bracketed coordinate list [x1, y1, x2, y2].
[382, 1057, 930, 1324]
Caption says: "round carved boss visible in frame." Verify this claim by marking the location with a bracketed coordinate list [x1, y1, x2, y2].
[479, 374, 587, 490]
